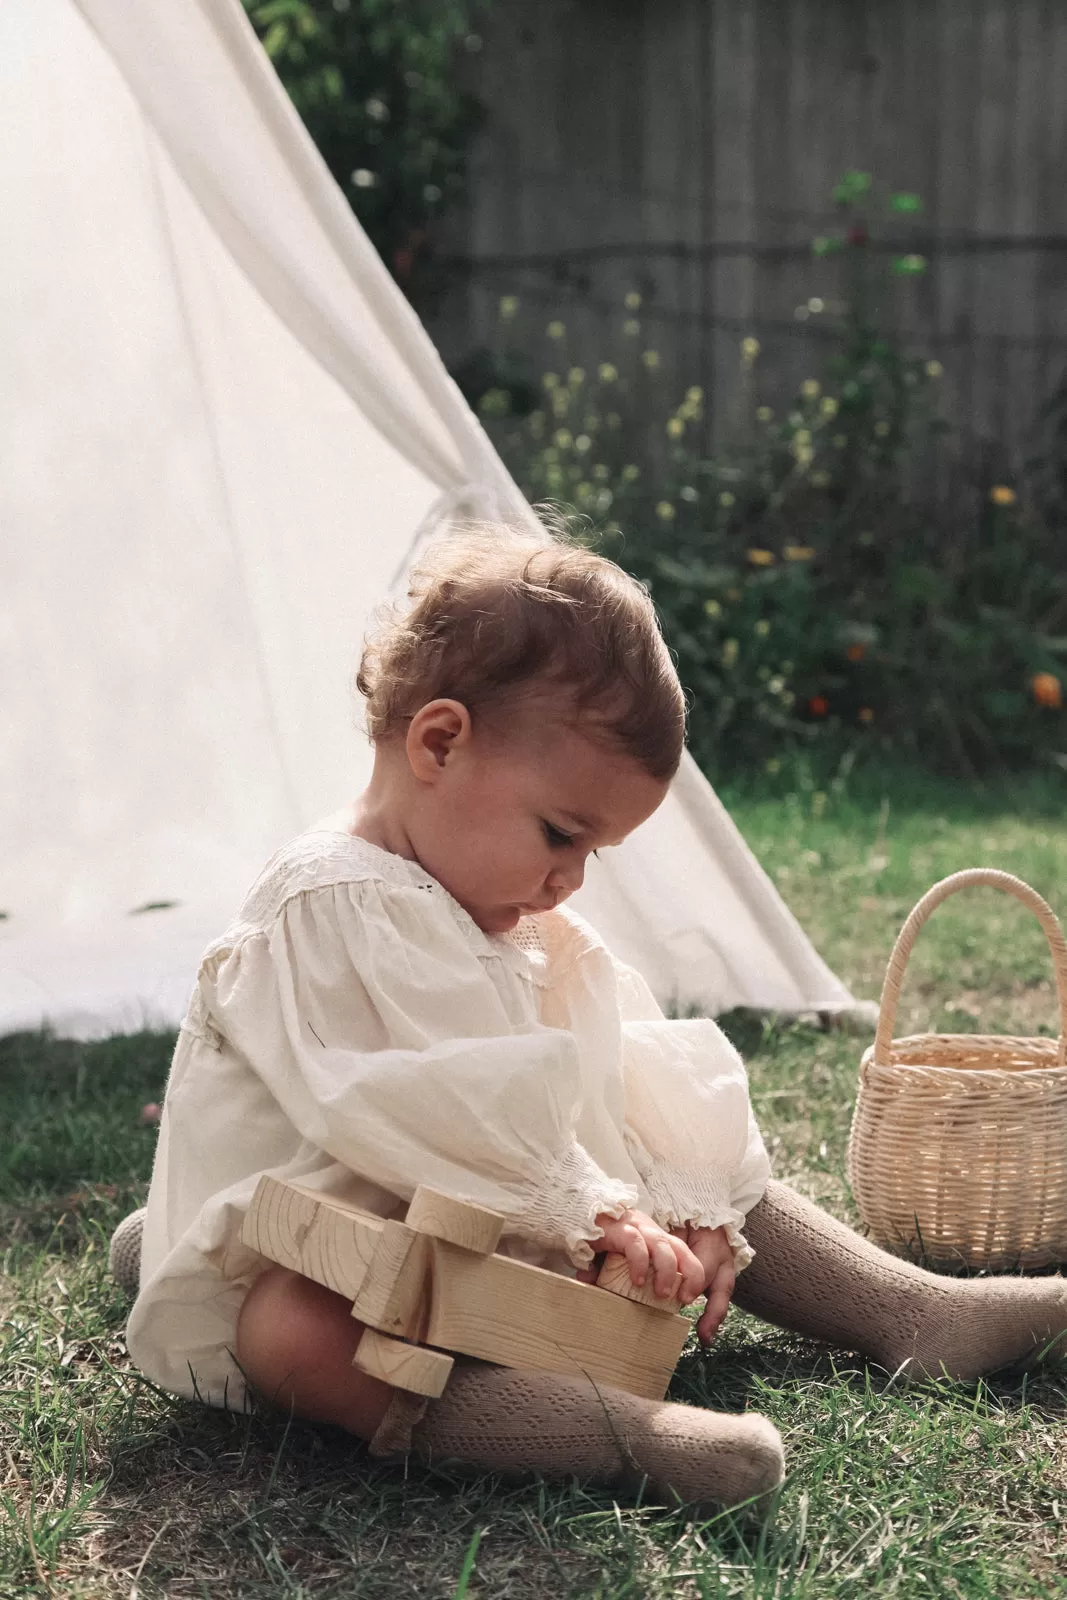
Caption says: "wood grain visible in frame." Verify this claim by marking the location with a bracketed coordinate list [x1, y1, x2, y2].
[353, 1328, 453, 1398]
[405, 1187, 505, 1254]
[240, 1176, 381, 1299]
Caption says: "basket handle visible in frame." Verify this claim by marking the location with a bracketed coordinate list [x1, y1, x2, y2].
[873, 868, 1067, 1067]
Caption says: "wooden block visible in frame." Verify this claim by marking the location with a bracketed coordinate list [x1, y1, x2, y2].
[351, 1220, 432, 1338]
[245, 1179, 689, 1400]
[422, 1241, 690, 1401]
[596, 1252, 685, 1312]
[353, 1328, 453, 1398]
[241, 1176, 385, 1299]
[405, 1187, 505, 1254]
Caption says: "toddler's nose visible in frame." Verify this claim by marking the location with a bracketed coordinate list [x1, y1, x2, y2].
[548, 857, 586, 897]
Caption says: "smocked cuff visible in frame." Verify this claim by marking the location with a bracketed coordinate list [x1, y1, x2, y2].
[641, 1163, 756, 1272]
[512, 1142, 639, 1267]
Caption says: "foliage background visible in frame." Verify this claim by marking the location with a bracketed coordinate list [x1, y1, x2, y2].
[479, 179, 1067, 782]
[242, 0, 486, 302]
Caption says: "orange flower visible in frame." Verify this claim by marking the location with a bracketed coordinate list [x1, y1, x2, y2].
[846, 643, 866, 662]
[858, 707, 875, 724]
[808, 695, 829, 717]
[1031, 672, 1062, 709]
[990, 485, 1016, 507]
[747, 548, 775, 567]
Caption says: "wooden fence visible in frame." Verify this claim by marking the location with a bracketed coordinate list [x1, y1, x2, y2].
[428, 0, 1067, 473]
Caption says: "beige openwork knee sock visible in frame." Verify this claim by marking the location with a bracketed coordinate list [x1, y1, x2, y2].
[373, 1365, 784, 1511]
[733, 1180, 1067, 1379]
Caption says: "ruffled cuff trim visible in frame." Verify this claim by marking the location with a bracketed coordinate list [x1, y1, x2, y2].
[512, 1142, 638, 1268]
[641, 1163, 756, 1273]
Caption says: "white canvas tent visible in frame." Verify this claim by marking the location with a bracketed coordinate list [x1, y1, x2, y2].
[0, 0, 856, 1039]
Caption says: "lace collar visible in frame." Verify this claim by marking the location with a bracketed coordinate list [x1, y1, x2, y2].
[301, 830, 549, 984]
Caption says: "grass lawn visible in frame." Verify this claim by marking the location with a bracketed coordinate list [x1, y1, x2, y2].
[3, 769, 1067, 1597]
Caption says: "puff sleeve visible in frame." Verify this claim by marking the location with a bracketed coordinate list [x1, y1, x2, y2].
[202, 880, 637, 1265]
[615, 963, 770, 1269]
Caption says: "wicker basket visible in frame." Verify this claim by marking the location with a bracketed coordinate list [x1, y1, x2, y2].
[846, 868, 1067, 1271]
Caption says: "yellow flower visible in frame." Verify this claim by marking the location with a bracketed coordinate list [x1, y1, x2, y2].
[623, 318, 641, 337]
[567, 366, 586, 386]
[621, 463, 640, 482]
[498, 295, 519, 320]
[801, 379, 821, 399]
[811, 471, 831, 487]
[656, 500, 676, 521]
[704, 598, 722, 618]
[575, 434, 592, 453]
[990, 484, 1017, 507]
[606, 412, 622, 429]
[722, 638, 740, 667]
[598, 363, 618, 383]
[686, 386, 704, 404]
[793, 429, 812, 447]
[642, 349, 661, 369]
[741, 336, 761, 360]
[756, 405, 774, 423]
[546, 320, 566, 340]
[754, 619, 771, 637]
[624, 290, 642, 311]
[784, 545, 815, 561]
[679, 485, 698, 502]
[925, 360, 943, 378]
[874, 420, 891, 437]
[807, 297, 825, 314]
[765, 757, 782, 774]
[593, 463, 611, 482]
[553, 429, 572, 448]
[747, 548, 775, 566]
[719, 491, 736, 509]
[543, 374, 560, 391]
[858, 707, 875, 724]
[820, 396, 839, 418]
[794, 446, 814, 468]
[666, 417, 685, 439]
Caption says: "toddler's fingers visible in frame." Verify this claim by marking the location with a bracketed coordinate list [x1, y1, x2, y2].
[697, 1261, 736, 1345]
[648, 1235, 684, 1298]
[670, 1237, 707, 1303]
[621, 1226, 652, 1287]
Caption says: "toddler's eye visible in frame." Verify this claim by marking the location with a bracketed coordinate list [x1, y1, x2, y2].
[543, 822, 574, 848]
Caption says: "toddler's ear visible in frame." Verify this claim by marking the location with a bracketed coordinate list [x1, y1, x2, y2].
[406, 698, 472, 779]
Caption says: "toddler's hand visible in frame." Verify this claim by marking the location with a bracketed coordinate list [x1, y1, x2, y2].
[674, 1223, 736, 1347]
[579, 1209, 706, 1303]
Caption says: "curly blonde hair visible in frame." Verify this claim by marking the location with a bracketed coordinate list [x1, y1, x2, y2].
[357, 522, 686, 781]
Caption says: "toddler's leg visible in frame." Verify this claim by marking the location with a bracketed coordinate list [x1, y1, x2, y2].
[236, 1266, 395, 1436]
[733, 1180, 1067, 1379]
[236, 1267, 784, 1511]
[393, 1363, 784, 1512]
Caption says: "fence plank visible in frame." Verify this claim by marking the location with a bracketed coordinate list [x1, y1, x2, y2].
[435, 0, 1067, 468]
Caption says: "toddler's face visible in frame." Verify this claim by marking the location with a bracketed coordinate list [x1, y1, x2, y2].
[408, 708, 669, 935]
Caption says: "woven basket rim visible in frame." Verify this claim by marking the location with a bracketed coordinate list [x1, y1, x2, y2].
[860, 1032, 1066, 1081]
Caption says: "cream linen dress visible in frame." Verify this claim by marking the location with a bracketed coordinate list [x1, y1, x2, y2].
[126, 829, 770, 1408]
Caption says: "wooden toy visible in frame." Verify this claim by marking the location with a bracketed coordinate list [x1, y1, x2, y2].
[241, 1176, 692, 1401]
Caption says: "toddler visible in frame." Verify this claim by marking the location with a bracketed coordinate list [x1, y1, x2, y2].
[118, 526, 1067, 1511]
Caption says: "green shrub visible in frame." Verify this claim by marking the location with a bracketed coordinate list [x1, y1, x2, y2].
[243, 0, 486, 300]
[479, 181, 1067, 781]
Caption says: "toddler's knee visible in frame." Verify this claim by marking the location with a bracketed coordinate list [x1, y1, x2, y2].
[235, 1265, 391, 1436]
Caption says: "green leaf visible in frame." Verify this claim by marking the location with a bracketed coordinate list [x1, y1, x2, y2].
[890, 192, 923, 213]
[260, 19, 289, 57]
